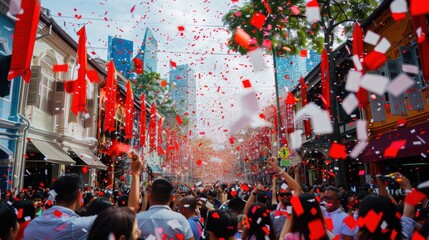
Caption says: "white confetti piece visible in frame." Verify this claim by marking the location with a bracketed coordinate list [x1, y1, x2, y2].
[364, 30, 380, 45]
[402, 64, 419, 74]
[356, 120, 368, 141]
[349, 141, 368, 159]
[311, 110, 333, 135]
[289, 130, 303, 150]
[346, 70, 362, 92]
[360, 73, 389, 96]
[352, 55, 363, 71]
[341, 93, 359, 115]
[390, 0, 408, 13]
[281, 183, 288, 190]
[386, 73, 415, 97]
[374, 38, 391, 54]
[248, 48, 266, 72]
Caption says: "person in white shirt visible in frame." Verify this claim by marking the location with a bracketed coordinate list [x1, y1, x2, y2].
[322, 186, 354, 240]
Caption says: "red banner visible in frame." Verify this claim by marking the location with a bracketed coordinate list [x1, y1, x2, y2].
[285, 92, 295, 134]
[139, 94, 146, 147]
[125, 81, 134, 139]
[149, 103, 157, 151]
[353, 23, 369, 109]
[300, 77, 312, 139]
[104, 61, 117, 132]
[321, 48, 331, 113]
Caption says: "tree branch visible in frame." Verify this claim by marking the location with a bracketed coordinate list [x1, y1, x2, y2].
[329, 19, 357, 31]
[331, 0, 349, 23]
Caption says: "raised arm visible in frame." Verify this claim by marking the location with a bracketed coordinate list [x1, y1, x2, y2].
[243, 183, 263, 215]
[271, 175, 278, 205]
[128, 152, 143, 213]
[268, 156, 301, 196]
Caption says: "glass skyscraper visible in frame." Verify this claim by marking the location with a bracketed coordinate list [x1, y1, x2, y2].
[136, 28, 157, 73]
[107, 36, 133, 78]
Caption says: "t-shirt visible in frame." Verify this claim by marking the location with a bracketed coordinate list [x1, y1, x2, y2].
[137, 205, 194, 240]
[188, 216, 203, 240]
[23, 205, 96, 240]
[323, 207, 354, 239]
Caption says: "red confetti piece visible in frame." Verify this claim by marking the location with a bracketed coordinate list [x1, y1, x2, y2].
[328, 143, 348, 159]
[160, 80, 167, 87]
[81, 166, 88, 174]
[249, 12, 267, 29]
[196, 159, 202, 166]
[170, 60, 177, 68]
[234, 28, 251, 49]
[178, 26, 185, 31]
[176, 115, 183, 125]
[240, 183, 249, 192]
[410, 0, 429, 16]
[54, 209, 62, 218]
[308, 219, 326, 239]
[175, 233, 184, 240]
[53, 64, 68, 72]
[363, 210, 383, 233]
[299, 49, 308, 57]
[133, 57, 143, 74]
[358, 170, 365, 176]
[383, 139, 406, 158]
[87, 70, 100, 83]
[405, 190, 427, 206]
[212, 212, 220, 219]
[343, 215, 358, 230]
[290, 6, 301, 15]
[392, 12, 407, 21]
[17, 208, 24, 219]
[397, 118, 406, 127]
[242, 79, 252, 88]
[290, 196, 304, 216]
[130, 5, 136, 13]
[411, 231, 425, 240]
[325, 217, 334, 231]
[364, 51, 387, 71]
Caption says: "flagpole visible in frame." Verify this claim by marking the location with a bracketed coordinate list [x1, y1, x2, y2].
[272, 50, 283, 152]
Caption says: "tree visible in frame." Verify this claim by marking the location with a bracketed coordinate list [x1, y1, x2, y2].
[223, 0, 378, 55]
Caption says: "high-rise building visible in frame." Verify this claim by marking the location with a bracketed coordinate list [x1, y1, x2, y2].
[107, 36, 133, 78]
[169, 64, 197, 128]
[275, 50, 320, 95]
[136, 28, 157, 73]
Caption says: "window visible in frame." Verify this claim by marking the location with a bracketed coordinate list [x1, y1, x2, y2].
[40, 56, 55, 114]
[384, 59, 407, 115]
[399, 44, 424, 110]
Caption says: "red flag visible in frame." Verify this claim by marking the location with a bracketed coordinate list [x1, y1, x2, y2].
[133, 57, 143, 74]
[139, 94, 146, 147]
[125, 81, 134, 139]
[149, 103, 157, 151]
[71, 26, 89, 115]
[353, 23, 369, 109]
[412, 15, 429, 83]
[300, 77, 312, 138]
[321, 48, 331, 113]
[104, 61, 117, 132]
[157, 117, 165, 155]
[8, 0, 40, 82]
[285, 92, 296, 134]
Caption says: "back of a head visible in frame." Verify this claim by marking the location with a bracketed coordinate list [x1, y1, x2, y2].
[246, 203, 275, 239]
[290, 194, 329, 240]
[180, 195, 197, 211]
[12, 200, 36, 222]
[227, 197, 245, 215]
[87, 207, 136, 240]
[52, 174, 83, 204]
[0, 200, 18, 240]
[205, 209, 238, 239]
[150, 178, 174, 205]
[87, 197, 113, 216]
[358, 194, 402, 240]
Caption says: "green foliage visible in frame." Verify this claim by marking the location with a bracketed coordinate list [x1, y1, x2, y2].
[131, 71, 177, 121]
[222, 0, 378, 56]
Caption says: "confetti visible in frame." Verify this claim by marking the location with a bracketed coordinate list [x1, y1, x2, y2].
[328, 143, 348, 160]
[53, 64, 68, 72]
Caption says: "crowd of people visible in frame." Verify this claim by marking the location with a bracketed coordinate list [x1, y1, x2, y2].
[1, 152, 429, 240]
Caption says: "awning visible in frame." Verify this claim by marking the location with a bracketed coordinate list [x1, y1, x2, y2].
[69, 146, 107, 171]
[30, 139, 76, 165]
[359, 122, 429, 162]
[0, 144, 13, 160]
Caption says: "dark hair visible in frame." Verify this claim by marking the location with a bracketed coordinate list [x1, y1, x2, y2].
[83, 192, 95, 206]
[117, 195, 129, 207]
[245, 203, 276, 239]
[0, 200, 19, 240]
[12, 200, 35, 222]
[227, 197, 245, 216]
[180, 196, 197, 210]
[52, 174, 83, 204]
[87, 197, 113, 216]
[87, 207, 136, 240]
[30, 192, 44, 201]
[289, 194, 329, 240]
[324, 186, 340, 199]
[205, 209, 237, 238]
[151, 178, 174, 204]
[256, 192, 268, 204]
[358, 194, 402, 240]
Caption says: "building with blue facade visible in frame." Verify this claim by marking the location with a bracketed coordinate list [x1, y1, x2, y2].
[276, 50, 321, 95]
[107, 36, 133, 78]
[0, 6, 26, 193]
[135, 28, 157, 73]
[169, 64, 197, 128]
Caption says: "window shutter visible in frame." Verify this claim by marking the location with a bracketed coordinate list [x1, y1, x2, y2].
[53, 82, 65, 115]
[385, 60, 407, 115]
[370, 93, 386, 122]
[84, 99, 95, 128]
[399, 45, 424, 110]
[27, 66, 42, 106]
